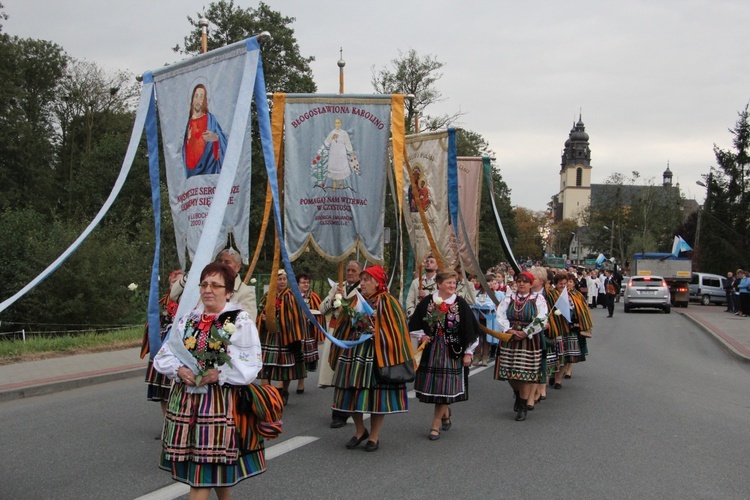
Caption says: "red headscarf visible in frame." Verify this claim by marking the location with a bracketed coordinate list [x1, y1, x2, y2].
[517, 271, 535, 284]
[361, 265, 388, 292]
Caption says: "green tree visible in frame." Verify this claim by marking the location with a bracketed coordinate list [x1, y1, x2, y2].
[0, 35, 68, 213]
[177, 0, 316, 94]
[371, 49, 462, 133]
[694, 105, 750, 272]
[512, 207, 545, 261]
[549, 218, 579, 257]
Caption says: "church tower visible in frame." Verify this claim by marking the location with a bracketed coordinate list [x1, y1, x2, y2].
[555, 115, 592, 223]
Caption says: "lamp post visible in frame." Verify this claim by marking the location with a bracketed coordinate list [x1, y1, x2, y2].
[603, 221, 615, 260]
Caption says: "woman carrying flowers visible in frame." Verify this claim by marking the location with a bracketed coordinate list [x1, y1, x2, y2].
[332, 265, 414, 452]
[154, 263, 263, 500]
[495, 271, 548, 421]
[408, 269, 479, 441]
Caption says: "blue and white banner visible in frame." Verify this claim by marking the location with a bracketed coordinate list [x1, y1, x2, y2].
[671, 235, 692, 256]
[153, 43, 255, 268]
[283, 96, 392, 263]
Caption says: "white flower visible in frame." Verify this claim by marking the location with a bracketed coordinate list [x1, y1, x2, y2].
[128, 283, 138, 291]
[223, 322, 236, 334]
[250, 278, 257, 284]
[434, 297, 444, 306]
[334, 293, 343, 300]
[333, 299, 342, 308]
[554, 310, 562, 316]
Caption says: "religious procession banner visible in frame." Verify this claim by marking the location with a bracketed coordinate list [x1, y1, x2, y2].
[154, 42, 255, 269]
[281, 95, 397, 263]
[456, 157, 484, 275]
[403, 129, 458, 266]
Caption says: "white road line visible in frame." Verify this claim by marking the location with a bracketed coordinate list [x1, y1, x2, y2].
[135, 435, 319, 500]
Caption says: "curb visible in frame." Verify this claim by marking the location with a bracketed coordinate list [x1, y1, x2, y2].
[0, 366, 145, 403]
[676, 309, 750, 363]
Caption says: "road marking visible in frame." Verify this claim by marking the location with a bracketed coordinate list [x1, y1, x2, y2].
[135, 436, 319, 500]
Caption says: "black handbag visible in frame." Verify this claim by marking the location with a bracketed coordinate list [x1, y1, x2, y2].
[375, 361, 415, 384]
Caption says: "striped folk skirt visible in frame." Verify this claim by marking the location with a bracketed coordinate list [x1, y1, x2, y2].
[545, 336, 565, 376]
[414, 334, 468, 404]
[159, 382, 265, 487]
[494, 334, 545, 383]
[332, 338, 408, 415]
[561, 330, 586, 363]
[145, 360, 172, 402]
[260, 333, 307, 381]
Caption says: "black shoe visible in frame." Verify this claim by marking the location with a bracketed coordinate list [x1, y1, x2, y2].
[345, 430, 369, 449]
[513, 391, 521, 411]
[515, 399, 527, 421]
[364, 440, 379, 452]
[441, 408, 452, 431]
[330, 419, 346, 429]
[281, 389, 289, 406]
[553, 383, 562, 390]
[429, 428, 440, 441]
[564, 374, 572, 379]
[549, 378, 555, 387]
[526, 404, 535, 411]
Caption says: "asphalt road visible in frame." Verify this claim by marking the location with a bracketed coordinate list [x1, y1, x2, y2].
[2, 305, 749, 499]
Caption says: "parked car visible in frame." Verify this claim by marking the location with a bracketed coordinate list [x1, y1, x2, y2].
[623, 276, 671, 313]
[689, 273, 727, 306]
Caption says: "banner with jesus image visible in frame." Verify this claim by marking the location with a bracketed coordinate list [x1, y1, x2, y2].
[153, 44, 254, 268]
[283, 96, 393, 262]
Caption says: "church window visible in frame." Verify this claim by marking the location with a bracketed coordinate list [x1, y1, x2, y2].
[576, 167, 582, 186]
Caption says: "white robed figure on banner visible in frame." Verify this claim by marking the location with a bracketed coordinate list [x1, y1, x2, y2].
[311, 118, 359, 191]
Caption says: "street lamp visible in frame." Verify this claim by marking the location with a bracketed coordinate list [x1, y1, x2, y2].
[603, 221, 614, 259]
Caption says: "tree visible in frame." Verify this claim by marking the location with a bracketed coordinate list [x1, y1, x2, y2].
[694, 105, 750, 273]
[177, 1, 316, 94]
[549, 218, 579, 257]
[371, 49, 462, 133]
[0, 35, 68, 213]
[584, 171, 685, 263]
[512, 207, 546, 261]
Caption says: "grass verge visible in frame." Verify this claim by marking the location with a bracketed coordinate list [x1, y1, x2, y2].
[0, 327, 143, 365]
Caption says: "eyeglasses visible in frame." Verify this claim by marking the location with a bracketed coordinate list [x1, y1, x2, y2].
[199, 282, 226, 291]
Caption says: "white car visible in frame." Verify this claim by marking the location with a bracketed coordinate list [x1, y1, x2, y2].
[623, 276, 671, 313]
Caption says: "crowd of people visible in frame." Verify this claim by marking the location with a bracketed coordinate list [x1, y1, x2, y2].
[142, 249, 606, 498]
[724, 269, 750, 317]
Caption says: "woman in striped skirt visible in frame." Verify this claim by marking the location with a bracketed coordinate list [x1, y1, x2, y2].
[154, 263, 264, 499]
[409, 270, 479, 441]
[257, 270, 308, 405]
[331, 265, 414, 452]
[495, 271, 548, 421]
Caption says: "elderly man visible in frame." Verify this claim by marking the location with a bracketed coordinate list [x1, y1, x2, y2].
[170, 248, 258, 321]
[405, 254, 438, 319]
[318, 260, 361, 428]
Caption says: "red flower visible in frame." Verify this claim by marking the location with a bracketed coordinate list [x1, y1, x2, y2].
[437, 302, 450, 314]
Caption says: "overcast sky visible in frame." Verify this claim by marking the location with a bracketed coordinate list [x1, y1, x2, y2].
[6, 0, 750, 211]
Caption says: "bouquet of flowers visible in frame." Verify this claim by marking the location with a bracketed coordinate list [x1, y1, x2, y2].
[334, 292, 374, 333]
[184, 317, 234, 385]
[423, 296, 448, 330]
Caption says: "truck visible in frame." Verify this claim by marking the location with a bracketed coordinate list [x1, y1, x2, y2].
[632, 253, 692, 308]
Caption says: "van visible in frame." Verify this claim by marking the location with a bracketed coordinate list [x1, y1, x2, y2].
[689, 273, 727, 305]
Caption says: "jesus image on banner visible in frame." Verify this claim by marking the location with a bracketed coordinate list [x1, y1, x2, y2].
[183, 83, 227, 178]
[310, 118, 359, 192]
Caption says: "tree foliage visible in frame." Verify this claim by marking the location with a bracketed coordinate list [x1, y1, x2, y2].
[583, 171, 684, 263]
[512, 208, 546, 261]
[693, 105, 750, 272]
[371, 49, 463, 133]
[549, 218, 579, 257]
